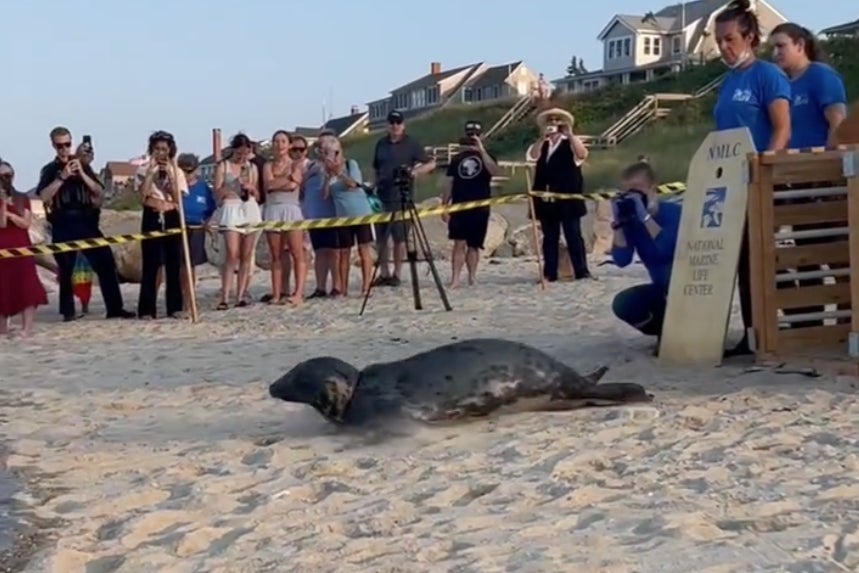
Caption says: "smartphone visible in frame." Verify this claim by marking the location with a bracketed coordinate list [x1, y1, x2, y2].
[545, 125, 558, 135]
[82, 135, 92, 145]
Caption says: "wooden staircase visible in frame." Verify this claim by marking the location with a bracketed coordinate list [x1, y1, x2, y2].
[583, 72, 727, 148]
[483, 94, 536, 140]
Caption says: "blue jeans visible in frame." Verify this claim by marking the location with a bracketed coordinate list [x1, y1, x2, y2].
[612, 283, 666, 337]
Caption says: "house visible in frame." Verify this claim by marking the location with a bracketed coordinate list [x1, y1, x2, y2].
[820, 18, 859, 38]
[456, 61, 538, 105]
[100, 161, 138, 198]
[322, 106, 369, 139]
[367, 61, 483, 128]
[554, 0, 788, 94]
[367, 61, 538, 129]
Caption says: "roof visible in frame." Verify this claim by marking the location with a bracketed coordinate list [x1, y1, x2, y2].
[390, 63, 480, 93]
[465, 61, 522, 90]
[293, 126, 321, 137]
[597, 0, 728, 40]
[820, 18, 859, 35]
[103, 161, 138, 178]
[322, 111, 368, 137]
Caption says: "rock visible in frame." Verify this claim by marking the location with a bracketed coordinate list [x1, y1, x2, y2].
[99, 210, 144, 283]
[414, 198, 509, 260]
[504, 199, 614, 259]
[253, 231, 314, 271]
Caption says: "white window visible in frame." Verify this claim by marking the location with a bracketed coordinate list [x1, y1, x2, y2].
[463, 87, 473, 102]
[672, 36, 682, 54]
[491, 85, 500, 99]
[653, 37, 661, 56]
[624, 37, 631, 56]
[427, 85, 440, 105]
[643, 37, 651, 55]
[412, 89, 426, 108]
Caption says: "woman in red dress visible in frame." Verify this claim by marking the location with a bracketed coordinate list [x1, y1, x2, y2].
[0, 161, 48, 337]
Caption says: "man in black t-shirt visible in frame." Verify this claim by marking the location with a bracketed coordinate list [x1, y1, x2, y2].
[37, 126, 133, 321]
[441, 121, 500, 287]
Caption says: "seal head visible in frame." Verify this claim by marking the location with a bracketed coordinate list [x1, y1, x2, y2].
[268, 357, 360, 424]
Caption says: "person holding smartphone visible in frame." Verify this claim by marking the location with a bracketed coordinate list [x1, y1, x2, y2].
[527, 108, 592, 282]
[36, 126, 134, 321]
[441, 120, 500, 287]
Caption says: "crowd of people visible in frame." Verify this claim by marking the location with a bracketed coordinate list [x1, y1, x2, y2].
[0, 0, 849, 353]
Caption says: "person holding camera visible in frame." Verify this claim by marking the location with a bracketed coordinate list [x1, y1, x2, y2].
[441, 120, 500, 287]
[371, 110, 436, 287]
[610, 162, 682, 349]
[213, 133, 262, 309]
[528, 108, 592, 282]
[0, 161, 48, 337]
[136, 131, 188, 320]
[37, 126, 134, 321]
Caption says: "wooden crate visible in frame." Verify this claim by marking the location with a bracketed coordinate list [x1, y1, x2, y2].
[747, 146, 859, 367]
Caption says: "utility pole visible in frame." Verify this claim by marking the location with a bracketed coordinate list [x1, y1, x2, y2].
[680, 1, 687, 70]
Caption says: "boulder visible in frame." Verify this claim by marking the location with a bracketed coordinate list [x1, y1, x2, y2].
[503, 199, 614, 258]
[99, 210, 144, 283]
[413, 197, 509, 260]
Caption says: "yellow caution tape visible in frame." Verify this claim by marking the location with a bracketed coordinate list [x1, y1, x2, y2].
[0, 181, 685, 259]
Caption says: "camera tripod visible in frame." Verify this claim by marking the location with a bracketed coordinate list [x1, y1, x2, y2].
[359, 188, 452, 316]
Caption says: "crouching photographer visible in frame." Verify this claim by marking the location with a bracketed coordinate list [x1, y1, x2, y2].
[610, 162, 682, 350]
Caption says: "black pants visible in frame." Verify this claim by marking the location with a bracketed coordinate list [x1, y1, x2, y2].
[736, 227, 753, 332]
[52, 212, 125, 319]
[137, 207, 183, 318]
[540, 213, 589, 280]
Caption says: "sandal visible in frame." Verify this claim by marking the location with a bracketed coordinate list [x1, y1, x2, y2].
[215, 302, 229, 311]
[307, 290, 327, 300]
[236, 300, 248, 308]
[329, 289, 344, 298]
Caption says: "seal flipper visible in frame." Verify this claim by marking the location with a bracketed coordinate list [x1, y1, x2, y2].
[576, 382, 653, 405]
[583, 365, 609, 385]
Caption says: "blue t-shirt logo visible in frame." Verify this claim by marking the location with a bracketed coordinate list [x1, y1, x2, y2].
[731, 88, 753, 103]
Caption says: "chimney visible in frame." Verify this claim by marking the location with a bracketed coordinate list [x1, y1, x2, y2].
[430, 62, 441, 75]
[350, 105, 360, 115]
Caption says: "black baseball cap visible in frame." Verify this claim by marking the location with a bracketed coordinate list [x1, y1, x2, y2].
[464, 120, 482, 133]
[387, 110, 404, 124]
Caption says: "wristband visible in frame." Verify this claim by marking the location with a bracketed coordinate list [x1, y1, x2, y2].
[643, 214, 652, 222]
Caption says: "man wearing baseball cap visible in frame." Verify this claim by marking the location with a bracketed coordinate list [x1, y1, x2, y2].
[370, 110, 436, 286]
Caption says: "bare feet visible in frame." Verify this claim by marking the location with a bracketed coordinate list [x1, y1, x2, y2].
[448, 280, 461, 289]
[287, 295, 303, 307]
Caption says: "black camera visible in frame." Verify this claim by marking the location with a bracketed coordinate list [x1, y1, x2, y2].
[392, 164, 413, 197]
[614, 191, 647, 226]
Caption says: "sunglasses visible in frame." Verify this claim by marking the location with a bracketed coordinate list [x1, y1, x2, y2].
[290, 147, 307, 152]
[54, 142, 72, 149]
[389, 120, 403, 125]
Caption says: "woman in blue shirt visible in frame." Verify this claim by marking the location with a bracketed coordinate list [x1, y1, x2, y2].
[712, 0, 792, 357]
[770, 23, 847, 149]
[769, 23, 848, 328]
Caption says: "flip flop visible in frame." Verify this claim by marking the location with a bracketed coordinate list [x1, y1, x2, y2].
[215, 302, 229, 311]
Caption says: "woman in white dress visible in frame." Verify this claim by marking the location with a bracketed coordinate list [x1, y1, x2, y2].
[213, 133, 262, 309]
[262, 130, 306, 305]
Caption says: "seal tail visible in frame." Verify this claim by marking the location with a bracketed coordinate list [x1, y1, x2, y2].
[581, 381, 653, 404]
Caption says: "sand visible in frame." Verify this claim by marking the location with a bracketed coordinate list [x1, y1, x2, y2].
[2, 258, 859, 572]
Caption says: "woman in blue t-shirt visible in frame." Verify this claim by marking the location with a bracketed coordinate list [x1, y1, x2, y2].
[770, 23, 847, 149]
[712, 0, 791, 357]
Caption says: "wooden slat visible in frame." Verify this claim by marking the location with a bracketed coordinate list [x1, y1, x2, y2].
[772, 200, 848, 226]
[774, 282, 852, 310]
[776, 323, 849, 353]
[751, 160, 780, 354]
[774, 241, 850, 269]
[848, 165, 859, 336]
[759, 150, 844, 166]
[771, 160, 844, 185]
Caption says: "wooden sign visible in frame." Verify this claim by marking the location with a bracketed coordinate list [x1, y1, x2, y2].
[659, 128, 756, 366]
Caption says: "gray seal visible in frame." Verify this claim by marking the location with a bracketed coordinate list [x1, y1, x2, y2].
[268, 338, 653, 426]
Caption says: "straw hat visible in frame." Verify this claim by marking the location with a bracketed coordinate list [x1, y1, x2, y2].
[536, 107, 575, 129]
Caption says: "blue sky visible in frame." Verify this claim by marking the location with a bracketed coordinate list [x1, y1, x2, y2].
[1, 0, 853, 188]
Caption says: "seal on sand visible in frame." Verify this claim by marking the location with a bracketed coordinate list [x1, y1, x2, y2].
[268, 338, 653, 426]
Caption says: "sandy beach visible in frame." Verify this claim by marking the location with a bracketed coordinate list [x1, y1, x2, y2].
[2, 257, 859, 572]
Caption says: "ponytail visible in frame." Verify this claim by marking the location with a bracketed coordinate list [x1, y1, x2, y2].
[716, 0, 762, 47]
